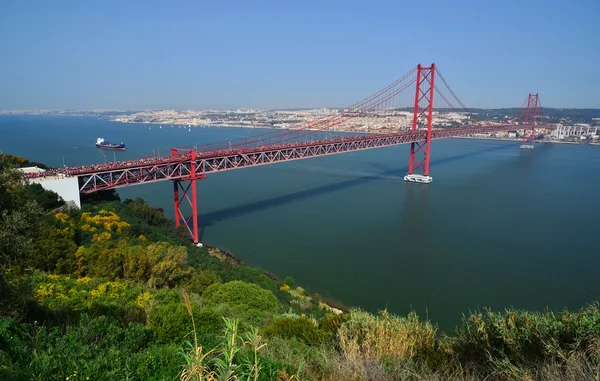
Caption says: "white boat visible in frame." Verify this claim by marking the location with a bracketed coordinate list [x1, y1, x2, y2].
[520, 144, 534, 150]
[404, 174, 433, 183]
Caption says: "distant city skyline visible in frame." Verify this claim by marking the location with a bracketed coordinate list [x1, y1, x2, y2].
[1, 0, 599, 110]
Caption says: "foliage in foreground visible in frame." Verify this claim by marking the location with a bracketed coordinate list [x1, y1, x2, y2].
[1, 152, 600, 380]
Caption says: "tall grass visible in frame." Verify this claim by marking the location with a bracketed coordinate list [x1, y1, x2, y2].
[452, 304, 600, 378]
[338, 309, 437, 362]
[179, 290, 272, 381]
[180, 290, 217, 381]
[241, 326, 267, 381]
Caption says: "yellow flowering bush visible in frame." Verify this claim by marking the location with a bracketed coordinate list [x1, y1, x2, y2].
[76, 276, 92, 285]
[136, 292, 153, 313]
[55, 212, 70, 223]
[80, 224, 97, 232]
[92, 232, 112, 242]
[89, 281, 127, 299]
[31, 272, 149, 322]
[53, 211, 77, 239]
[80, 210, 130, 234]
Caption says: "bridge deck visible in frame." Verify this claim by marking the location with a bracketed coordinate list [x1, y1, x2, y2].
[51, 123, 547, 193]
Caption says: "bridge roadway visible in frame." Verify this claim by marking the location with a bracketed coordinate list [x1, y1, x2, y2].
[75, 123, 550, 194]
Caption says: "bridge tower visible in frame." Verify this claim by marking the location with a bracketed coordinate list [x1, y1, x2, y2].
[172, 149, 205, 245]
[520, 93, 539, 150]
[404, 63, 435, 184]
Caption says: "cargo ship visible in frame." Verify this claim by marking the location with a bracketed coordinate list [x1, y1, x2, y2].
[96, 137, 126, 150]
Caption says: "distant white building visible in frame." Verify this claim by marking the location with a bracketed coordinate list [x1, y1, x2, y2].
[553, 125, 598, 139]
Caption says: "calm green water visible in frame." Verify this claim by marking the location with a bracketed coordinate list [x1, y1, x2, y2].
[2, 115, 599, 331]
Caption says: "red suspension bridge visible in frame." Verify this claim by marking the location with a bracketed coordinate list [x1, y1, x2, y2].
[33, 63, 550, 244]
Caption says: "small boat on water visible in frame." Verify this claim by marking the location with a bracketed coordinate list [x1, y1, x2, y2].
[96, 137, 126, 150]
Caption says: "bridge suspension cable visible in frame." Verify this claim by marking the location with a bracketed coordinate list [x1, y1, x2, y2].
[177, 66, 420, 152]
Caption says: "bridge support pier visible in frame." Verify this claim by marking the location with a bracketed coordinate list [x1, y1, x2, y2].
[172, 149, 205, 245]
[405, 63, 435, 184]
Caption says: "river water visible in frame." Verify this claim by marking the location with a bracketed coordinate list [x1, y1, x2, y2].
[2, 115, 599, 331]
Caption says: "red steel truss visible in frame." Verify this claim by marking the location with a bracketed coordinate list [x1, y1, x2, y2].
[521, 93, 540, 146]
[74, 122, 551, 243]
[408, 63, 436, 178]
[78, 122, 552, 196]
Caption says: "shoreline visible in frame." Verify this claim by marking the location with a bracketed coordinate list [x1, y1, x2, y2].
[542, 140, 582, 145]
[454, 136, 521, 142]
[456, 136, 589, 145]
[109, 119, 394, 135]
[202, 243, 349, 313]
[117, 121, 597, 142]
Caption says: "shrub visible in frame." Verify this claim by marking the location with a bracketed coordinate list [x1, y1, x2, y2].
[130, 343, 181, 380]
[203, 280, 279, 315]
[148, 302, 194, 344]
[1, 315, 171, 381]
[319, 313, 350, 338]
[262, 335, 331, 380]
[30, 272, 147, 325]
[74, 232, 193, 288]
[184, 266, 221, 295]
[151, 288, 181, 305]
[0, 270, 33, 321]
[263, 316, 328, 346]
[225, 266, 285, 299]
[148, 302, 223, 347]
[284, 276, 295, 288]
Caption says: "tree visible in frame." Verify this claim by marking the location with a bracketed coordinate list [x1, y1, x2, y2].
[0, 153, 25, 212]
[21, 183, 64, 210]
[125, 197, 172, 227]
[0, 153, 44, 269]
[28, 217, 78, 273]
[146, 242, 191, 288]
[0, 153, 44, 318]
[5, 153, 49, 170]
[80, 189, 120, 204]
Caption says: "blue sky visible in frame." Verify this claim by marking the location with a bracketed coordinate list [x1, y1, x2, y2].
[0, 0, 598, 110]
